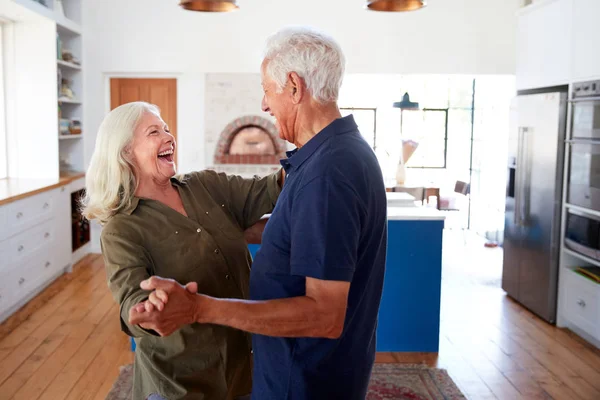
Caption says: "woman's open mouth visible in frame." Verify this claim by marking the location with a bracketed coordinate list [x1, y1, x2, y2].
[158, 149, 174, 163]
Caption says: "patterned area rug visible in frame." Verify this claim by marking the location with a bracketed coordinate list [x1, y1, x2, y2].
[367, 364, 466, 400]
[107, 363, 465, 400]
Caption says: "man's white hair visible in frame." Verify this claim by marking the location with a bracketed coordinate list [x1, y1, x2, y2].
[263, 26, 346, 103]
[82, 101, 160, 224]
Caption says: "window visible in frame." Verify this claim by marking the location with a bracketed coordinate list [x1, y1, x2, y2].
[0, 23, 6, 179]
[340, 108, 377, 150]
[401, 108, 448, 169]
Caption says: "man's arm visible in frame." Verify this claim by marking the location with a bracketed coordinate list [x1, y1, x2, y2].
[130, 276, 349, 338]
[130, 171, 361, 338]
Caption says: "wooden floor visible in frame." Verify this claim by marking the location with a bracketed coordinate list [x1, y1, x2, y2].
[1, 232, 600, 399]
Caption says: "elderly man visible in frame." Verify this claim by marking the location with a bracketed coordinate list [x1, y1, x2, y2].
[131, 26, 387, 400]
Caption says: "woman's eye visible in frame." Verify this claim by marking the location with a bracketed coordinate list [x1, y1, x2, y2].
[150, 130, 158, 135]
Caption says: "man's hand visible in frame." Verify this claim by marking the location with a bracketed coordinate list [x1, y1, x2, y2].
[133, 281, 198, 313]
[128, 277, 200, 336]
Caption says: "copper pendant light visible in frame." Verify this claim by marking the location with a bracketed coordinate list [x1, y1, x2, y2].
[366, 0, 426, 12]
[179, 0, 239, 12]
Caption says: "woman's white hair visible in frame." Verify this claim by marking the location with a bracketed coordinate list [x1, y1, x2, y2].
[82, 101, 160, 225]
[263, 26, 346, 103]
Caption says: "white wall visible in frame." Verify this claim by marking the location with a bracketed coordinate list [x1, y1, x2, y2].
[83, 0, 519, 172]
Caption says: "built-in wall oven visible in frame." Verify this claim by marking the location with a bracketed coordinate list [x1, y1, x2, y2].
[565, 209, 600, 262]
[567, 80, 600, 211]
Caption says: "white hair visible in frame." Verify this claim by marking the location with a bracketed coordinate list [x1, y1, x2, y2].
[263, 26, 346, 103]
[82, 101, 160, 225]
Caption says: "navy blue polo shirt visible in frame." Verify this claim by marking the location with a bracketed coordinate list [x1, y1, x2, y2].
[249, 115, 387, 400]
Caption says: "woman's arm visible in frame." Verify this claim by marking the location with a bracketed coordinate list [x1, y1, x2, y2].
[202, 169, 284, 230]
[101, 231, 157, 337]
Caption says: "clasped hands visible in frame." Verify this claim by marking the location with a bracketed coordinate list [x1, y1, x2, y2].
[128, 277, 201, 337]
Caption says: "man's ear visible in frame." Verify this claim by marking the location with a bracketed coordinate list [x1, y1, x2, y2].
[288, 72, 306, 104]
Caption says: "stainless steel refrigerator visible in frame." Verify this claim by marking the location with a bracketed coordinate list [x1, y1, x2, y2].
[502, 90, 568, 323]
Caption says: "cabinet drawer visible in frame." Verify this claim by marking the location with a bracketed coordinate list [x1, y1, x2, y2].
[7, 220, 55, 264]
[0, 270, 15, 317]
[10, 251, 58, 304]
[6, 189, 58, 235]
[0, 205, 7, 241]
[564, 271, 600, 338]
[0, 240, 7, 272]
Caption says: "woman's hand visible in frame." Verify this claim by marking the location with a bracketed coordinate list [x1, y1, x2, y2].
[136, 281, 198, 313]
[129, 277, 201, 336]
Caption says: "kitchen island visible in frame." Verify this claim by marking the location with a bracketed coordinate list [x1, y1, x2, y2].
[248, 206, 445, 353]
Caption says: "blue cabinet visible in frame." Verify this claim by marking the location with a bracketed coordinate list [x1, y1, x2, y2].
[248, 219, 444, 352]
[377, 219, 444, 352]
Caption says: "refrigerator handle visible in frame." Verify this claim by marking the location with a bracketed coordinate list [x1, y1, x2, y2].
[515, 128, 524, 225]
[522, 128, 531, 226]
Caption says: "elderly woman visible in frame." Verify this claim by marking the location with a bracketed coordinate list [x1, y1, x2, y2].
[82, 101, 282, 400]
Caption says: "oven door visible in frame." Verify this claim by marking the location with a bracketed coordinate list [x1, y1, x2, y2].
[572, 98, 600, 140]
[565, 210, 600, 261]
[568, 142, 600, 211]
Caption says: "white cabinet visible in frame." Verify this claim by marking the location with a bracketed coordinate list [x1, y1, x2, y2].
[564, 270, 599, 336]
[56, 185, 72, 270]
[0, 206, 7, 241]
[561, 268, 600, 343]
[516, 0, 573, 90]
[0, 185, 73, 323]
[571, 0, 600, 82]
[5, 189, 56, 232]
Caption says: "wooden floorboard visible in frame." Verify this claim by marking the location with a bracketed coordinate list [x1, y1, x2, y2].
[1, 232, 599, 399]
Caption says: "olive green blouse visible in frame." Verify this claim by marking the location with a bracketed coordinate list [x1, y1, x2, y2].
[100, 170, 281, 400]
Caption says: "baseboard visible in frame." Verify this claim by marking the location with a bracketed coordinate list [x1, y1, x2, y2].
[561, 321, 600, 349]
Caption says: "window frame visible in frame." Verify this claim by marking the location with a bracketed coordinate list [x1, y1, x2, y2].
[0, 23, 6, 179]
[403, 107, 449, 170]
[340, 107, 378, 151]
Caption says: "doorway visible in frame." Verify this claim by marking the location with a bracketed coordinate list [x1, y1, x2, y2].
[109, 78, 178, 162]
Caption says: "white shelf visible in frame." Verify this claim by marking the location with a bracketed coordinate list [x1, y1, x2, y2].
[57, 60, 81, 70]
[564, 248, 600, 269]
[56, 17, 81, 35]
[565, 265, 600, 287]
[516, 0, 561, 16]
[564, 203, 600, 219]
[58, 98, 81, 105]
[12, 0, 82, 35]
[59, 135, 82, 140]
[13, 0, 55, 20]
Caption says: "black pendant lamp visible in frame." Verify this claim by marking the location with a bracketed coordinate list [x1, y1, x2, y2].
[179, 0, 239, 12]
[366, 0, 427, 12]
[393, 93, 420, 110]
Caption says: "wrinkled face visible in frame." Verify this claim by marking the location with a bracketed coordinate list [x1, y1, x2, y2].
[129, 112, 176, 184]
[261, 60, 296, 144]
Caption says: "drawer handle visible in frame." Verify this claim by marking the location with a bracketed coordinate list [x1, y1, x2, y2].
[61, 187, 65, 192]
[18, 245, 24, 252]
[18, 277, 25, 285]
[45, 261, 51, 268]
[44, 232, 50, 239]
[43, 202, 49, 209]
[577, 299, 587, 308]
[16, 212, 23, 219]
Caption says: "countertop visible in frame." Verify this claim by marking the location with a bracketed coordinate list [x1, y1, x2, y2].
[259, 206, 445, 222]
[0, 172, 85, 206]
[386, 192, 416, 207]
[387, 206, 446, 221]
